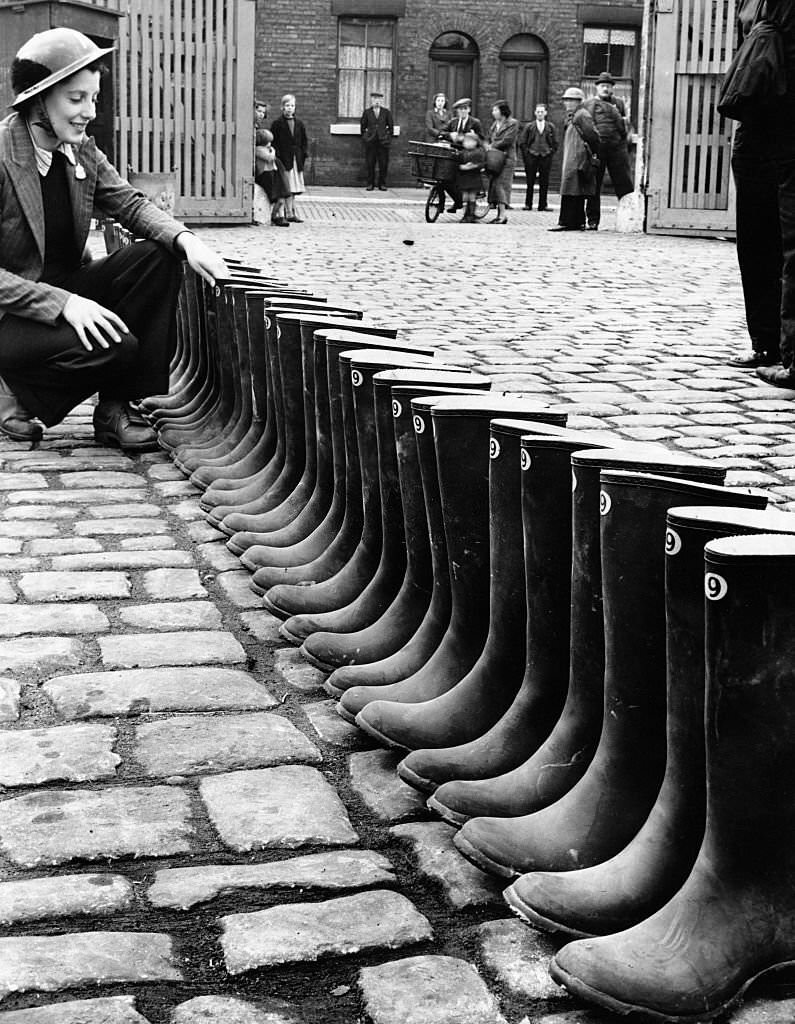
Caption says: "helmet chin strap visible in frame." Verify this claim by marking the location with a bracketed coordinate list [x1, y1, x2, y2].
[29, 97, 57, 139]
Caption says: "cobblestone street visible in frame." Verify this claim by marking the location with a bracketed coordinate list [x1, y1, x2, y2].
[0, 197, 793, 1024]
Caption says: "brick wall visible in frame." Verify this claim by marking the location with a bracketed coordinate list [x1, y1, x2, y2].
[255, 0, 642, 187]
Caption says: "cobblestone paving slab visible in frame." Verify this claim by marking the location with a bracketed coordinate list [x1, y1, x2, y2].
[239, 611, 287, 645]
[0, 638, 81, 675]
[732, 999, 795, 1024]
[0, 605, 109, 637]
[119, 536, 178, 551]
[17, 573, 131, 602]
[0, 786, 193, 867]
[169, 500, 205, 521]
[358, 954, 507, 1024]
[390, 822, 504, 909]
[0, 581, 15, 603]
[133, 713, 321, 777]
[475, 919, 565, 1001]
[99, 631, 246, 669]
[148, 850, 395, 909]
[187, 522, 224, 543]
[171, 996, 298, 1024]
[0, 679, 20, 722]
[199, 766, 359, 851]
[0, 996, 150, 1022]
[0, 933, 182, 1001]
[58, 472, 142, 489]
[51, 551, 193, 571]
[304, 700, 373, 749]
[195, 543, 242, 572]
[7, 490, 148, 505]
[0, 522, 59, 536]
[43, 668, 276, 718]
[0, 875, 133, 925]
[118, 602, 222, 631]
[272, 649, 327, 692]
[348, 750, 427, 821]
[27, 538, 102, 555]
[141, 569, 208, 600]
[75, 519, 171, 536]
[220, 890, 433, 972]
[0, 724, 119, 787]
[214, 571, 267, 608]
[0, 475, 46, 491]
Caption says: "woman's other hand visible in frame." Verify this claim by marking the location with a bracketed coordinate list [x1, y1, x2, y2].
[62, 295, 130, 352]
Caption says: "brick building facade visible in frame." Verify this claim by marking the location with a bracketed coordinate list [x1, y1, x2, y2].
[255, 0, 644, 187]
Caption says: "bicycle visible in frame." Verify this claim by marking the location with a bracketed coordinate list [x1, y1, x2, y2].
[408, 141, 490, 224]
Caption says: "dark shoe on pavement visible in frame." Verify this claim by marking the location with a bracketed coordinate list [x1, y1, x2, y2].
[587, 222, 599, 230]
[523, 205, 532, 211]
[548, 225, 582, 231]
[94, 400, 159, 452]
[286, 215, 304, 223]
[271, 216, 290, 226]
[728, 350, 778, 368]
[755, 365, 795, 389]
[538, 206, 550, 212]
[0, 374, 42, 443]
[447, 204, 462, 213]
[378, 185, 388, 191]
[365, 186, 375, 191]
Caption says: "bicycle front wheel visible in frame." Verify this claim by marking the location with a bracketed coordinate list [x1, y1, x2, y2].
[425, 184, 445, 223]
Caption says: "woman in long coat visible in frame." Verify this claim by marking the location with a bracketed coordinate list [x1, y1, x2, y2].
[551, 87, 602, 231]
[486, 101, 519, 224]
[270, 93, 308, 223]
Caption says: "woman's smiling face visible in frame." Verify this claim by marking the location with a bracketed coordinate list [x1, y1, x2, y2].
[42, 68, 100, 145]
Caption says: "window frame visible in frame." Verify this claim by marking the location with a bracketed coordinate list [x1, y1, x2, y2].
[336, 16, 397, 120]
[581, 22, 640, 128]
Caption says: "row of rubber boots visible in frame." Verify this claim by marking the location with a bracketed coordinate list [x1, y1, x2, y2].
[144, 262, 795, 1024]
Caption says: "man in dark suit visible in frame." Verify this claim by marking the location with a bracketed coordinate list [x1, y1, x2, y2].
[519, 103, 557, 211]
[360, 92, 394, 191]
[441, 98, 484, 212]
[583, 71, 633, 230]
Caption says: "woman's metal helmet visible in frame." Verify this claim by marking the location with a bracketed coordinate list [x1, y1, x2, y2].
[10, 27, 115, 109]
[562, 87, 586, 101]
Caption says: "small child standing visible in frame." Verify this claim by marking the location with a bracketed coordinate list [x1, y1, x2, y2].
[455, 131, 486, 223]
[254, 129, 291, 227]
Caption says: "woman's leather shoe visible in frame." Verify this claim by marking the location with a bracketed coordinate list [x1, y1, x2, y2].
[93, 400, 159, 452]
[0, 375, 42, 443]
[728, 350, 777, 368]
[756, 365, 795, 389]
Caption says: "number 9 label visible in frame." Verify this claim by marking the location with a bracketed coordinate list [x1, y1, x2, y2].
[599, 490, 611, 516]
[520, 449, 531, 472]
[392, 399, 402, 418]
[665, 528, 682, 556]
[351, 369, 363, 387]
[704, 572, 728, 601]
[413, 414, 425, 434]
[489, 437, 500, 460]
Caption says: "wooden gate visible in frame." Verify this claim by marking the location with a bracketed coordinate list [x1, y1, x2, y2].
[646, 0, 737, 236]
[97, 0, 256, 223]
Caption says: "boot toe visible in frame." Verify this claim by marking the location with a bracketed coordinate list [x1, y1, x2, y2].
[354, 700, 419, 751]
[301, 630, 352, 669]
[453, 816, 526, 879]
[281, 613, 322, 643]
[504, 872, 595, 938]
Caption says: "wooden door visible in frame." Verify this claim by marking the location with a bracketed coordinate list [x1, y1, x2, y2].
[499, 60, 546, 122]
[429, 61, 476, 109]
[646, 0, 737, 236]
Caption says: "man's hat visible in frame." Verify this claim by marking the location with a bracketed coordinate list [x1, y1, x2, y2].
[452, 97, 472, 109]
[370, 91, 384, 98]
[562, 87, 585, 101]
[595, 71, 615, 85]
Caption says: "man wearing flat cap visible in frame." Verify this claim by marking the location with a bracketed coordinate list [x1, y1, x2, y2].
[360, 91, 394, 190]
[583, 71, 633, 229]
[441, 98, 484, 212]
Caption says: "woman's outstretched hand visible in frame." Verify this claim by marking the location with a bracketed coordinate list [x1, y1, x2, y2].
[62, 295, 130, 351]
[176, 232, 230, 285]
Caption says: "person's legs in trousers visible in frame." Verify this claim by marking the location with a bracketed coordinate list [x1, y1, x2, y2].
[364, 143, 377, 188]
[524, 154, 538, 209]
[377, 144, 389, 188]
[732, 150, 783, 364]
[777, 156, 795, 372]
[604, 142, 634, 199]
[555, 195, 585, 229]
[537, 154, 552, 210]
[585, 160, 605, 228]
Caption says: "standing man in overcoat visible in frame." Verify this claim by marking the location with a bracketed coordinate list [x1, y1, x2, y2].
[360, 92, 393, 191]
[583, 72, 633, 230]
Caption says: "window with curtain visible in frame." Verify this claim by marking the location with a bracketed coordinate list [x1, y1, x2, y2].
[338, 18, 395, 117]
[581, 26, 638, 123]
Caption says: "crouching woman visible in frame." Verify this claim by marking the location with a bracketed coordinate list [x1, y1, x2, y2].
[0, 27, 228, 449]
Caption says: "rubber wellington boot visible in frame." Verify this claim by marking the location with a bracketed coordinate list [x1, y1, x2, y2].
[550, 533, 795, 1023]
[398, 430, 631, 796]
[349, 417, 581, 752]
[454, 469, 767, 880]
[505, 504, 795, 942]
[325, 384, 504, 699]
[300, 370, 492, 671]
[348, 397, 568, 739]
[207, 318, 393, 522]
[427, 448, 727, 827]
[275, 351, 463, 638]
[246, 333, 434, 586]
[220, 322, 399, 540]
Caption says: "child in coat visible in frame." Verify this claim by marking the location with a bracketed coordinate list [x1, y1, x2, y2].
[456, 131, 486, 223]
[254, 129, 290, 227]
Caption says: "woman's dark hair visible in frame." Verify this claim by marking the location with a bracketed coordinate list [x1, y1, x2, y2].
[495, 100, 511, 118]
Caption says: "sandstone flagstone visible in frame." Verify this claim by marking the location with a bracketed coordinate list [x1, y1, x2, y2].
[99, 631, 245, 668]
[119, 536, 177, 551]
[59, 471, 142, 489]
[239, 612, 286, 645]
[148, 850, 395, 909]
[220, 890, 433, 972]
[133, 713, 321, 777]
[304, 700, 373, 749]
[141, 569, 208, 600]
[0, 786, 193, 867]
[196, 543, 242, 572]
[215, 571, 265, 608]
[0, 638, 81, 674]
[200, 766, 358, 851]
[475, 920, 564, 1001]
[0, 474, 47, 490]
[0, 678, 20, 722]
[7, 489, 147, 505]
[18, 572, 131, 602]
[0, 604, 109, 636]
[0, 874, 133, 925]
[43, 667, 276, 718]
[118, 601, 222, 631]
[170, 996, 297, 1024]
[0, 723, 119, 787]
[349, 750, 427, 821]
[272, 649, 327, 692]
[358, 955, 507, 1024]
[0, 581, 15, 603]
[51, 551, 192, 571]
[0, 996, 151, 1022]
[75, 519, 171, 536]
[0, 933, 182, 1001]
[27, 538, 102, 555]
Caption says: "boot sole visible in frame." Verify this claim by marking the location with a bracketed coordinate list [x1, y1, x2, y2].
[503, 882, 591, 940]
[335, 701, 357, 725]
[397, 763, 439, 795]
[548, 958, 795, 1024]
[261, 594, 290, 615]
[298, 646, 336, 673]
[353, 714, 412, 753]
[0, 424, 43, 443]
[452, 831, 521, 880]
[278, 623, 304, 646]
[323, 680, 344, 698]
[94, 430, 159, 454]
[425, 793, 469, 827]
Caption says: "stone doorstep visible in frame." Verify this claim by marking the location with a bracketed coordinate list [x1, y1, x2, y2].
[148, 849, 396, 909]
[0, 932, 182, 1000]
[220, 890, 433, 972]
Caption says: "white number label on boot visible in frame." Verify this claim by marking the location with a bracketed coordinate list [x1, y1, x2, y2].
[392, 399, 402, 418]
[276, 325, 282, 341]
[665, 528, 682, 556]
[413, 415, 425, 434]
[572, 469, 578, 492]
[705, 572, 728, 601]
[489, 437, 500, 460]
[599, 490, 612, 516]
[351, 369, 363, 387]
[264, 315, 272, 331]
[521, 449, 531, 471]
